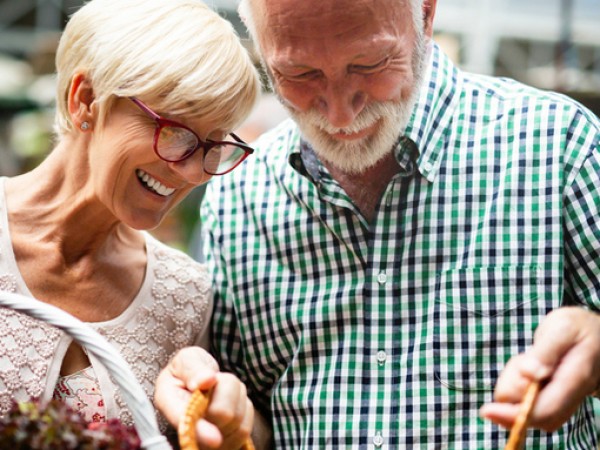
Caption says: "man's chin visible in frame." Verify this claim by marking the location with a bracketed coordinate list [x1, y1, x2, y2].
[309, 136, 391, 175]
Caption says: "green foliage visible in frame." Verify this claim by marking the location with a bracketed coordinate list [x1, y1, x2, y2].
[0, 398, 141, 449]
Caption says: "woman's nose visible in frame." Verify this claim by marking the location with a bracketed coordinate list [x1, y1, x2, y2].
[167, 150, 210, 185]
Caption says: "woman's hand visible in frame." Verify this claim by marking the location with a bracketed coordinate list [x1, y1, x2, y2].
[480, 307, 600, 432]
[155, 346, 254, 449]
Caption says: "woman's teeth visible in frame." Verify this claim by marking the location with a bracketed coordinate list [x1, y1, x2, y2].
[136, 169, 175, 196]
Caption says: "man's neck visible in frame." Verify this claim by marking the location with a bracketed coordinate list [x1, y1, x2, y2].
[323, 152, 400, 223]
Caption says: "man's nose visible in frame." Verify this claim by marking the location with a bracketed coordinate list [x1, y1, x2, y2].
[316, 78, 367, 129]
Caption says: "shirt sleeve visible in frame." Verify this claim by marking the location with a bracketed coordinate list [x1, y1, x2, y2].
[563, 107, 600, 312]
[199, 182, 274, 416]
[201, 186, 242, 368]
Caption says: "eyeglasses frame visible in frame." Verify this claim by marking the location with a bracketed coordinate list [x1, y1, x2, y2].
[129, 97, 254, 175]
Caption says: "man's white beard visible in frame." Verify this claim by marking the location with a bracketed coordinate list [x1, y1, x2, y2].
[288, 98, 415, 174]
[282, 33, 427, 175]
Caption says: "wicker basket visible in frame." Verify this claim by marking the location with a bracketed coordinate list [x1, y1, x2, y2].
[0, 291, 172, 450]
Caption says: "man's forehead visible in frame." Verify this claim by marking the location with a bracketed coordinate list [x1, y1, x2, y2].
[255, 0, 407, 19]
[255, 0, 408, 36]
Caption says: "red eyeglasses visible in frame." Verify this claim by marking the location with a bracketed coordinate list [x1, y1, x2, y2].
[130, 97, 254, 176]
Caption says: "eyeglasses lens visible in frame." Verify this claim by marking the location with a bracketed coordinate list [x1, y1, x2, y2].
[156, 126, 199, 161]
[204, 144, 247, 175]
[156, 124, 246, 175]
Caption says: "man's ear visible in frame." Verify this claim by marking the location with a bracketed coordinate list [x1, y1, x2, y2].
[67, 72, 95, 131]
[422, 0, 437, 38]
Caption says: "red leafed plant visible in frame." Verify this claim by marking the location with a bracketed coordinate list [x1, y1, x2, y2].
[0, 398, 141, 449]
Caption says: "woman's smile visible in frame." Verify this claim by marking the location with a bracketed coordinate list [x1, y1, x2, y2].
[136, 169, 176, 197]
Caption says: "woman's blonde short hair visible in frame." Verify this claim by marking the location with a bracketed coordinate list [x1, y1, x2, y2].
[55, 0, 260, 136]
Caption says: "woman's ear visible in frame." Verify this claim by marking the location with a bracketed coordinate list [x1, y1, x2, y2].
[68, 72, 95, 131]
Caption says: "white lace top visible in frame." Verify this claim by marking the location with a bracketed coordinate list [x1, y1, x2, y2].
[0, 177, 212, 430]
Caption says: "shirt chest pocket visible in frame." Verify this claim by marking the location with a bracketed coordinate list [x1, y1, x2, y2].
[433, 265, 547, 392]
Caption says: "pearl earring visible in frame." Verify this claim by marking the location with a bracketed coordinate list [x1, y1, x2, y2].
[81, 121, 90, 131]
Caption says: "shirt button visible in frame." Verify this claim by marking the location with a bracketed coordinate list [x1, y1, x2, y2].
[377, 272, 387, 284]
[376, 350, 387, 366]
[373, 431, 384, 448]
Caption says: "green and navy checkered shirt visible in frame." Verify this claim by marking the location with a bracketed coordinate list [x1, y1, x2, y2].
[201, 43, 600, 449]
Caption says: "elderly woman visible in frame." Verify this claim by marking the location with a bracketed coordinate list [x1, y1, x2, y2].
[0, 0, 260, 448]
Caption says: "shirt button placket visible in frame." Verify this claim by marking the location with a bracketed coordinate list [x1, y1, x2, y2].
[374, 270, 388, 449]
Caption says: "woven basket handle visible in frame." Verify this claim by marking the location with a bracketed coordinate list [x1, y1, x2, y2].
[178, 388, 255, 450]
[0, 292, 172, 450]
[503, 381, 540, 450]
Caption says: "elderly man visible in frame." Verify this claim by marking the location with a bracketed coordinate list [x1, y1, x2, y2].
[198, 0, 600, 447]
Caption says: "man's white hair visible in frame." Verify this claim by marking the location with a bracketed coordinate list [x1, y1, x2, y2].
[238, 0, 425, 49]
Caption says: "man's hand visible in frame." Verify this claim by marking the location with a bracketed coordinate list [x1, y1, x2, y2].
[480, 307, 600, 432]
[154, 346, 254, 449]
